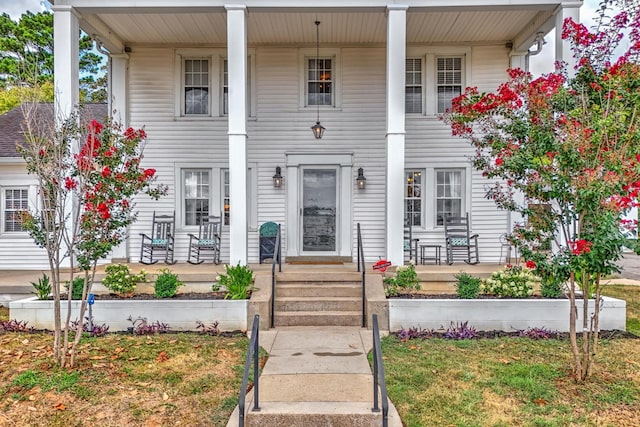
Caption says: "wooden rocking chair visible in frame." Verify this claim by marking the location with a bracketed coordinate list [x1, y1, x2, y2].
[444, 213, 479, 265]
[187, 215, 222, 264]
[139, 211, 177, 265]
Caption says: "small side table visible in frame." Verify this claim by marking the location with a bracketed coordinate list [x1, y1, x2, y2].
[420, 244, 442, 265]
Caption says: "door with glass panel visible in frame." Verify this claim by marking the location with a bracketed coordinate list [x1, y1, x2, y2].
[301, 167, 338, 254]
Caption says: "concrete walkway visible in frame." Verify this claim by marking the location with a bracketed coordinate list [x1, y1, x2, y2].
[226, 326, 403, 427]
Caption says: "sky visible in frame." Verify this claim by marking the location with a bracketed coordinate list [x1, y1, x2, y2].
[1, 0, 622, 77]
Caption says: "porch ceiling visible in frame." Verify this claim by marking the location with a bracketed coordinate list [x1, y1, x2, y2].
[80, 7, 556, 50]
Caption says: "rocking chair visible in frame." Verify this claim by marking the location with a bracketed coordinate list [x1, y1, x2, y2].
[187, 215, 222, 264]
[444, 213, 479, 265]
[139, 211, 177, 265]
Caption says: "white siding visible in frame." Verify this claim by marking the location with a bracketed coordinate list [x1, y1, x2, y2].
[0, 164, 49, 269]
[126, 44, 510, 264]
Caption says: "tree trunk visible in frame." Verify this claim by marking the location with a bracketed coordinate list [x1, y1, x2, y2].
[568, 271, 583, 381]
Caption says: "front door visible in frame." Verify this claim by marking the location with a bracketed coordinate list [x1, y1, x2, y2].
[301, 167, 338, 254]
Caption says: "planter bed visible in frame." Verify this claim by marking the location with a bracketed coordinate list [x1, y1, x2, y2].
[9, 296, 248, 332]
[388, 296, 626, 332]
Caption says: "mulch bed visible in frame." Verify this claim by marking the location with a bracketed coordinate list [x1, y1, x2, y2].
[389, 293, 568, 299]
[58, 291, 231, 300]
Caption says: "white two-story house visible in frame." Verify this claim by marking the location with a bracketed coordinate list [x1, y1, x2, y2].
[1, 0, 582, 269]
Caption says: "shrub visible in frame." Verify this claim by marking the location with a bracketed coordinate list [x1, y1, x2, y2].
[65, 277, 85, 300]
[216, 263, 255, 300]
[31, 273, 51, 300]
[482, 265, 536, 298]
[540, 277, 564, 298]
[154, 269, 184, 298]
[384, 263, 421, 297]
[127, 316, 170, 335]
[454, 272, 481, 299]
[102, 264, 146, 295]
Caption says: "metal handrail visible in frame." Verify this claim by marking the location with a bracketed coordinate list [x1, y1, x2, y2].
[238, 314, 260, 427]
[270, 224, 282, 328]
[372, 314, 389, 427]
[357, 223, 366, 327]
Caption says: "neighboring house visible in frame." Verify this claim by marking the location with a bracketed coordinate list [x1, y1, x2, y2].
[44, 1, 582, 268]
[0, 103, 108, 269]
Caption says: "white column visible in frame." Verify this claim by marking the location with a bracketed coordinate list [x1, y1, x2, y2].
[110, 54, 130, 262]
[386, 5, 408, 265]
[556, 5, 580, 75]
[52, 5, 80, 122]
[226, 5, 248, 265]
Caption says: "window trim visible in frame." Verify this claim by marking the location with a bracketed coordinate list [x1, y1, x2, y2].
[299, 48, 342, 109]
[174, 163, 257, 231]
[2, 186, 30, 234]
[403, 164, 471, 230]
[174, 48, 256, 120]
[406, 47, 471, 117]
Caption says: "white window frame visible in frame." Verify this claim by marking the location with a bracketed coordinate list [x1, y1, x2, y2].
[435, 169, 465, 226]
[175, 163, 257, 230]
[405, 57, 423, 114]
[299, 48, 342, 109]
[175, 49, 256, 119]
[406, 47, 471, 117]
[405, 170, 423, 227]
[404, 165, 471, 230]
[2, 187, 29, 233]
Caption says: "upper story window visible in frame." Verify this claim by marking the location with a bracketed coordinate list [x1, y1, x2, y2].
[307, 58, 333, 106]
[436, 57, 463, 114]
[184, 59, 210, 115]
[3, 188, 28, 232]
[405, 58, 423, 114]
[176, 49, 255, 119]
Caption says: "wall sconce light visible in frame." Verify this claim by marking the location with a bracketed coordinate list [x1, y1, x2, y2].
[356, 167, 366, 190]
[273, 166, 283, 188]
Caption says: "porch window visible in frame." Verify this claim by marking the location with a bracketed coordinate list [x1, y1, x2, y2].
[3, 188, 28, 232]
[405, 170, 422, 227]
[222, 169, 230, 225]
[405, 58, 423, 114]
[436, 169, 463, 226]
[307, 58, 333, 106]
[183, 170, 210, 226]
[184, 59, 210, 115]
[436, 57, 463, 114]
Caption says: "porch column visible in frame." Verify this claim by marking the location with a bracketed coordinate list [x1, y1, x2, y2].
[555, 4, 580, 76]
[386, 5, 408, 265]
[53, 6, 80, 269]
[226, 4, 248, 265]
[110, 54, 130, 262]
[52, 5, 80, 122]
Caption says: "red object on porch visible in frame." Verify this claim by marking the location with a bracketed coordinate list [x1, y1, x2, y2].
[373, 260, 391, 273]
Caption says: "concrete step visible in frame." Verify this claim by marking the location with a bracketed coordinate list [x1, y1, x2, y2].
[245, 402, 382, 427]
[275, 296, 362, 312]
[276, 271, 363, 283]
[274, 311, 363, 327]
[276, 283, 361, 298]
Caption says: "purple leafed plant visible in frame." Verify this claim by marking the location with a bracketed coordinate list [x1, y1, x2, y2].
[444, 321, 477, 340]
[196, 320, 220, 336]
[70, 316, 110, 337]
[518, 327, 561, 340]
[0, 319, 33, 333]
[127, 316, 170, 335]
[394, 327, 435, 341]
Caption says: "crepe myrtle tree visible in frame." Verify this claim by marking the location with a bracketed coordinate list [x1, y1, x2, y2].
[18, 105, 166, 367]
[443, 0, 640, 382]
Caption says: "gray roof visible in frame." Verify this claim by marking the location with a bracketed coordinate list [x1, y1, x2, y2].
[0, 103, 108, 158]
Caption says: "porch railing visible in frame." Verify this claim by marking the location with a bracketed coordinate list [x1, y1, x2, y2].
[270, 223, 282, 329]
[238, 314, 260, 427]
[357, 222, 366, 327]
[371, 314, 389, 427]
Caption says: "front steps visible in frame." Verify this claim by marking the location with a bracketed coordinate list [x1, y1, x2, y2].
[273, 272, 363, 327]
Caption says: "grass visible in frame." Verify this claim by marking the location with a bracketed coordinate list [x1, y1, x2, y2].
[602, 284, 640, 336]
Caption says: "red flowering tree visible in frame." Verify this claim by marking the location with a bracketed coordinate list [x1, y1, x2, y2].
[18, 104, 166, 367]
[444, 1, 640, 381]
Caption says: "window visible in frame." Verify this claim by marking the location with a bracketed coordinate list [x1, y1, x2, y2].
[436, 170, 463, 225]
[222, 169, 230, 225]
[436, 57, 462, 114]
[307, 58, 333, 106]
[405, 58, 423, 114]
[405, 171, 422, 227]
[222, 60, 228, 115]
[184, 59, 210, 115]
[4, 188, 28, 232]
[183, 170, 210, 226]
